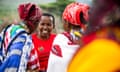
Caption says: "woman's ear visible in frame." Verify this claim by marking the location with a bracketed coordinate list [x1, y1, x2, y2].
[63, 19, 70, 32]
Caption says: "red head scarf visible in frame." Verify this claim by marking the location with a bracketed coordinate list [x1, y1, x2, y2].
[18, 3, 42, 28]
[62, 2, 89, 28]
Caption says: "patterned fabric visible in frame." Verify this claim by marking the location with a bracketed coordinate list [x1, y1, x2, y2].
[27, 46, 40, 70]
[18, 3, 42, 28]
[62, 2, 89, 28]
[47, 33, 79, 72]
[0, 23, 33, 72]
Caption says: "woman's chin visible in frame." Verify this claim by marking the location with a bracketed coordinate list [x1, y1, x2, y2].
[40, 33, 49, 38]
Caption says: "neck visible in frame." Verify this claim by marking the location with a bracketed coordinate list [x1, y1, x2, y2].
[20, 22, 30, 33]
[37, 33, 50, 40]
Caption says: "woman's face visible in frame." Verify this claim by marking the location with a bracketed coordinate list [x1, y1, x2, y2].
[37, 16, 54, 39]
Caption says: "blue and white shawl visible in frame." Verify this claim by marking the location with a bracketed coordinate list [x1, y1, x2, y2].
[0, 23, 33, 72]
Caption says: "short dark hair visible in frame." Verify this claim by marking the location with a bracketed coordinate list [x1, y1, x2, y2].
[42, 13, 55, 28]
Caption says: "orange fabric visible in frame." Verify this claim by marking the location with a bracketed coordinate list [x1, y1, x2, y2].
[68, 39, 120, 72]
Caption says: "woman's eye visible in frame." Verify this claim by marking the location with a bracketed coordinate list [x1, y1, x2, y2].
[41, 23, 45, 26]
[48, 24, 51, 26]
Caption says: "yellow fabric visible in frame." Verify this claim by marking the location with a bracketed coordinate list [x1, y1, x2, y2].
[67, 39, 120, 72]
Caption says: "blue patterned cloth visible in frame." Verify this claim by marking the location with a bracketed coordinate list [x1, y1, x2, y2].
[0, 23, 33, 72]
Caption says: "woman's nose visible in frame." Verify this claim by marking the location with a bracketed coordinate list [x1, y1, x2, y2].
[43, 25, 48, 29]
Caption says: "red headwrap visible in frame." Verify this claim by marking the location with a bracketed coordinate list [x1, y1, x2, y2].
[18, 3, 42, 28]
[63, 2, 89, 28]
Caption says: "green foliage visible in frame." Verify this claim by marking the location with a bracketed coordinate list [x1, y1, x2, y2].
[39, 0, 75, 16]
[0, 2, 17, 19]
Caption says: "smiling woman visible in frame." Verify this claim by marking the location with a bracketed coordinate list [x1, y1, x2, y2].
[27, 13, 56, 72]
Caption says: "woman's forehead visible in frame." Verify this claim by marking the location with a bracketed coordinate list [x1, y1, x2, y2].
[41, 16, 53, 22]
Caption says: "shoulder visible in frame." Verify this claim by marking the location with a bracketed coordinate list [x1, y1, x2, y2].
[31, 33, 37, 38]
[8, 24, 25, 34]
[7, 24, 27, 39]
[49, 33, 56, 40]
[51, 33, 56, 37]
[77, 38, 120, 58]
[86, 39, 119, 49]
[55, 34, 67, 40]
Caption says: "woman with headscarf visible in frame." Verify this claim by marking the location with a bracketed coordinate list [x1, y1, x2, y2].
[0, 3, 42, 72]
[67, 0, 120, 72]
[47, 2, 89, 72]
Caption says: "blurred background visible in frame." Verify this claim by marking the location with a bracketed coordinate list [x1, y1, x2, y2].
[0, 0, 92, 33]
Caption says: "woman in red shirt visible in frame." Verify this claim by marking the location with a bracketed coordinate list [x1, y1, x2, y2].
[31, 13, 56, 72]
